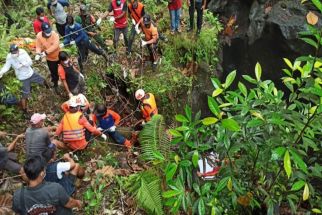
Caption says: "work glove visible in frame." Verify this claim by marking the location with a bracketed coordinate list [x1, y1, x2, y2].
[79, 73, 84, 79]
[108, 125, 116, 132]
[70, 41, 76, 45]
[101, 133, 107, 141]
[135, 24, 141, 34]
[132, 18, 136, 25]
[109, 16, 115, 23]
[40, 52, 46, 58]
[35, 54, 41, 61]
[59, 43, 64, 48]
[97, 127, 103, 131]
[141, 40, 148, 47]
[96, 18, 102, 26]
[68, 92, 73, 98]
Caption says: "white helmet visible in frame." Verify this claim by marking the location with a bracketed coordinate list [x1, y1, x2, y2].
[135, 89, 145, 100]
[75, 93, 87, 107]
[68, 96, 79, 107]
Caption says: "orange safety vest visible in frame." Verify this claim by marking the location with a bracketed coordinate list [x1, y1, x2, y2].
[128, 2, 144, 23]
[62, 112, 85, 141]
[141, 93, 158, 121]
[144, 23, 159, 41]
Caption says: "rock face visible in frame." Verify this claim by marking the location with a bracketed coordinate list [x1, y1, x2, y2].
[208, 0, 322, 89]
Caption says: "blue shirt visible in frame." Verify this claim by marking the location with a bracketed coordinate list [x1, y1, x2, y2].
[63, 23, 89, 45]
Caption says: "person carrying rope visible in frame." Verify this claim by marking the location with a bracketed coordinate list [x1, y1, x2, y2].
[55, 97, 107, 151]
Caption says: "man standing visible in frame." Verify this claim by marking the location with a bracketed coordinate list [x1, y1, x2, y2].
[140, 15, 159, 69]
[106, 0, 129, 51]
[63, 15, 107, 73]
[35, 22, 60, 93]
[135, 89, 158, 122]
[47, 0, 69, 36]
[187, 0, 206, 35]
[12, 156, 82, 214]
[75, 4, 108, 51]
[33, 7, 50, 34]
[168, 0, 182, 34]
[0, 45, 46, 115]
[127, 0, 145, 53]
[55, 98, 107, 151]
[58, 51, 85, 97]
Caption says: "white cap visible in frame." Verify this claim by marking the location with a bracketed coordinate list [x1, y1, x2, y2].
[30, 113, 46, 124]
[135, 89, 145, 100]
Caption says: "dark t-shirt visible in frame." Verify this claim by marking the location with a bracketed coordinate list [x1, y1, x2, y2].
[25, 127, 51, 158]
[0, 143, 8, 169]
[13, 181, 72, 215]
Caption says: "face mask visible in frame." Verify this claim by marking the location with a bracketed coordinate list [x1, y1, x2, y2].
[45, 32, 52, 37]
[133, 2, 138, 9]
[69, 24, 75, 29]
[63, 60, 69, 65]
[39, 16, 45, 21]
[11, 53, 19, 58]
[116, 0, 121, 6]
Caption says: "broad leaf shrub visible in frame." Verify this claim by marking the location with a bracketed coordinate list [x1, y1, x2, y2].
[164, 20, 322, 215]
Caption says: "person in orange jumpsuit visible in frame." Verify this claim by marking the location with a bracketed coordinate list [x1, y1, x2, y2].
[135, 89, 158, 122]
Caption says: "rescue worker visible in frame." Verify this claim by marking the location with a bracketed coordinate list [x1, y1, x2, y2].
[55, 98, 107, 151]
[135, 89, 158, 122]
[93, 104, 132, 149]
[35, 22, 60, 93]
[105, 0, 129, 50]
[187, 0, 206, 35]
[62, 15, 107, 73]
[75, 4, 108, 51]
[58, 51, 85, 97]
[33, 7, 50, 34]
[127, 0, 145, 53]
[47, 0, 70, 36]
[140, 14, 159, 70]
[0, 45, 46, 115]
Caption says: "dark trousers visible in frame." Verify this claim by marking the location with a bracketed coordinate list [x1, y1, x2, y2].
[77, 40, 104, 72]
[56, 23, 66, 37]
[189, 1, 203, 30]
[104, 130, 126, 145]
[127, 25, 136, 52]
[47, 60, 59, 87]
[147, 42, 158, 63]
[114, 27, 128, 49]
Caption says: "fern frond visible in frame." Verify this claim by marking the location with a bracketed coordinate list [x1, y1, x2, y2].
[127, 171, 164, 215]
[138, 114, 171, 161]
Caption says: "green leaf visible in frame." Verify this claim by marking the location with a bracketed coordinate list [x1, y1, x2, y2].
[312, 208, 322, 214]
[89, 199, 98, 207]
[169, 129, 182, 137]
[202, 117, 218, 125]
[222, 118, 240, 131]
[198, 198, 206, 215]
[291, 180, 306, 191]
[227, 177, 233, 191]
[211, 77, 221, 89]
[208, 96, 220, 116]
[165, 163, 177, 182]
[272, 147, 286, 160]
[201, 183, 211, 195]
[193, 183, 201, 195]
[224, 70, 236, 89]
[284, 58, 293, 70]
[303, 183, 309, 201]
[284, 150, 292, 179]
[175, 114, 189, 123]
[238, 82, 247, 96]
[242, 75, 257, 84]
[247, 119, 264, 128]
[215, 177, 230, 194]
[312, 0, 322, 13]
[162, 189, 182, 198]
[192, 151, 199, 168]
[290, 149, 308, 174]
[212, 88, 223, 97]
[300, 38, 318, 49]
[255, 62, 262, 81]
